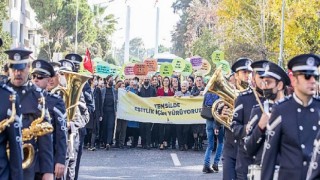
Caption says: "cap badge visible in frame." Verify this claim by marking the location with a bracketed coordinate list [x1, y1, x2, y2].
[262, 62, 268, 68]
[63, 61, 68, 67]
[36, 62, 41, 68]
[307, 57, 315, 66]
[245, 60, 251, 67]
[71, 56, 76, 61]
[265, 64, 270, 72]
[13, 53, 21, 61]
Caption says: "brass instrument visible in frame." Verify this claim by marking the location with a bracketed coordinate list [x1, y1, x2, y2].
[207, 66, 239, 130]
[52, 70, 91, 160]
[0, 94, 16, 133]
[21, 97, 53, 169]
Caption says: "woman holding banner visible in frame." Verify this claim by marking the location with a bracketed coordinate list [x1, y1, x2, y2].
[157, 76, 175, 150]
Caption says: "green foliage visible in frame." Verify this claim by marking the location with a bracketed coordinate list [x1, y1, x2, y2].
[191, 28, 218, 61]
[0, 2, 11, 66]
[30, 0, 116, 59]
[158, 44, 170, 53]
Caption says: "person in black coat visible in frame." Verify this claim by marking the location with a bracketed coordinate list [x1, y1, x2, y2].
[138, 76, 157, 149]
[86, 76, 103, 151]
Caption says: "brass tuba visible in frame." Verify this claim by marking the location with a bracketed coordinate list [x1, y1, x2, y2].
[52, 70, 91, 121]
[51, 70, 91, 160]
[207, 66, 238, 130]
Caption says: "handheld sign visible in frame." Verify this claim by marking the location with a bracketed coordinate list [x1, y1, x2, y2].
[144, 58, 158, 72]
[190, 56, 203, 70]
[198, 59, 211, 75]
[133, 63, 148, 76]
[124, 63, 135, 79]
[181, 61, 193, 77]
[219, 60, 231, 75]
[172, 58, 186, 72]
[211, 50, 224, 64]
[160, 63, 173, 77]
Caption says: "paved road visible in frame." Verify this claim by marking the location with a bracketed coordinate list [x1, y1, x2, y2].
[78, 146, 223, 179]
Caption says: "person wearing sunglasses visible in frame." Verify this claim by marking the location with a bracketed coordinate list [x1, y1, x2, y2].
[5, 48, 54, 180]
[261, 54, 320, 180]
[31, 59, 68, 180]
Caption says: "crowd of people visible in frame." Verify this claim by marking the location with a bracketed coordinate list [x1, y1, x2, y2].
[2, 35, 320, 180]
[82, 71, 225, 173]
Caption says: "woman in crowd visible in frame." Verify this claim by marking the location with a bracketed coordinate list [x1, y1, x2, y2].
[86, 76, 103, 151]
[188, 76, 194, 92]
[174, 80, 191, 151]
[191, 75, 206, 151]
[101, 75, 117, 150]
[157, 76, 174, 150]
[115, 80, 127, 149]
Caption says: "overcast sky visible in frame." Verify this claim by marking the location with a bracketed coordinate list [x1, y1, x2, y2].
[89, 0, 180, 49]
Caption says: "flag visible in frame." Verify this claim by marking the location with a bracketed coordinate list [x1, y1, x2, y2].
[83, 48, 94, 73]
[154, 0, 158, 7]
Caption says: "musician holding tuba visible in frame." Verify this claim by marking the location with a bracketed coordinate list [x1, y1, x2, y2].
[31, 59, 68, 179]
[5, 48, 54, 180]
[65, 53, 94, 180]
[52, 59, 89, 180]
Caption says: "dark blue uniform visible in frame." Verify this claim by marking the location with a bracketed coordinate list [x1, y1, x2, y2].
[261, 95, 320, 180]
[307, 129, 320, 180]
[231, 89, 263, 179]
[244, 102, 272, 165]
[45, 92, 67, 167]
[0, 83, 23, 180]
[8, 81, 53, 180]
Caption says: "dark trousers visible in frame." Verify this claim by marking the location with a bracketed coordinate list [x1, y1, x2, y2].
[102, 111, 116, 145]
[151, 123, 159, 146]
[24, 153, 37, 180]
[75, 128, 86, 180]
[139, 122, 151, 146]
[177, 125, 190, 147]
[158, 124, 170, 143]
[169, 124, 177, 147]
[126, 127, 139, 146]
[236, 149, 253, 180]
[85, 128, 96, 148]
[115, 119, 128, 146]
[223, 154, 237, 180]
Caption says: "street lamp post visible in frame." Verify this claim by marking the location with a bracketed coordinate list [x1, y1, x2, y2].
[75, 0, 79, 53]
[278, 0, 285, 67]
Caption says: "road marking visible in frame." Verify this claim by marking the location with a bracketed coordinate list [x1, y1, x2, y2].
[170, 153, 181, 166]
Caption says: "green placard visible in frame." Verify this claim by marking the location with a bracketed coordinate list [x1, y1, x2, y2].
[219, 60, 231, 75]
[211, 50, 225, 64]
[181, 62, 193, 77]
[172, 58, 186, 72]
[160, 63, 173, 77]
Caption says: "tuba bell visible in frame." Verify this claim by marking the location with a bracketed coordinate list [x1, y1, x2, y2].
[51, 70, 91, 160]
[207, 66, 238, 130]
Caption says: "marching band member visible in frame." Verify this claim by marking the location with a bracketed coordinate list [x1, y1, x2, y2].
[220, 58, 253, 180]
[5, 48, 54, 180]
[245, 61, 290, 179]
[231, 59, 266, 180]
[0, 76, 23, 180]
[261, 54, 320, 180]
[65, 53, 94, 180]
[31, 59, 67, 179]
[57, 59, 89, 180]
